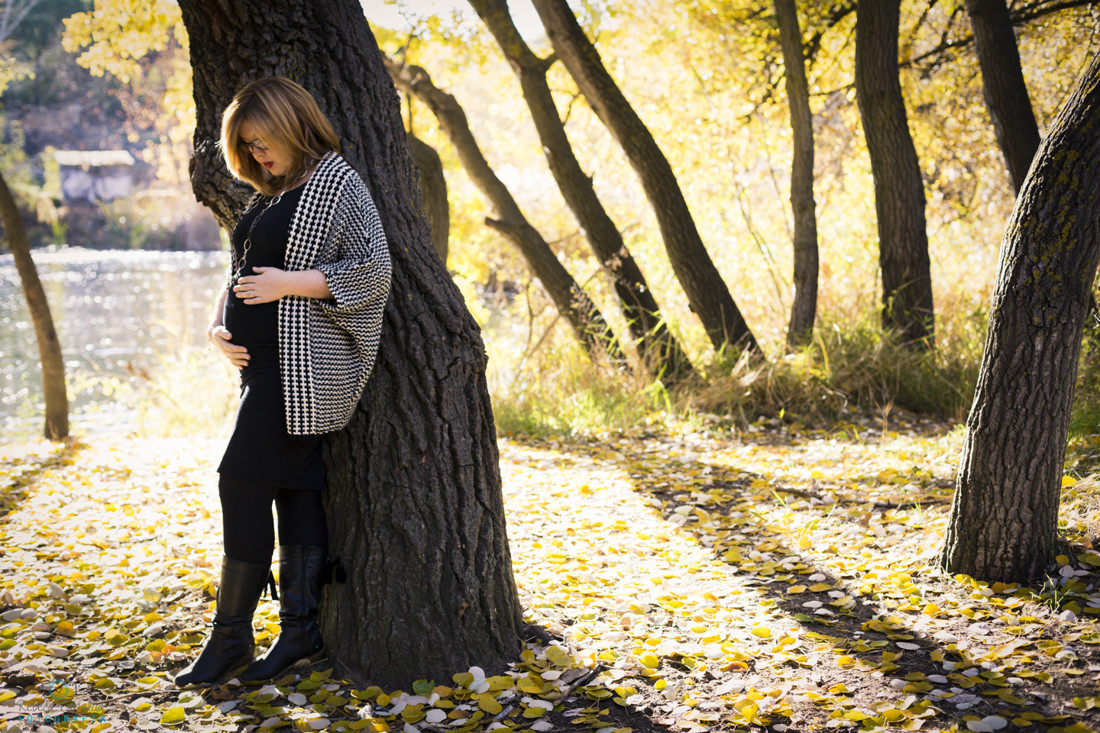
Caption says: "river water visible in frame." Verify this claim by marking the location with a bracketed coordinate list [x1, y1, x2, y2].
[0, 248, 225, 438]
[1, 248, 526, 440]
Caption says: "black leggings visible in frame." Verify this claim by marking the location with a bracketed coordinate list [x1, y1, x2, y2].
[218, 475, 328, 565]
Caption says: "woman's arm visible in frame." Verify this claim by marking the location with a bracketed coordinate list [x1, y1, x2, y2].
[312, 176, 391, 315]
[233, 266, 332, 303]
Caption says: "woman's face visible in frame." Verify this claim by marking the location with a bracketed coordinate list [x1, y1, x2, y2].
[239, 121, 293, 178]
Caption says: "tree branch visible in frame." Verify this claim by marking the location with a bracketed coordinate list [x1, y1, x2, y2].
[0, 0, 44, 45]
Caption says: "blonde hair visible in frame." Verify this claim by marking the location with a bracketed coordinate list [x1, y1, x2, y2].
[221, 77, 341, 196]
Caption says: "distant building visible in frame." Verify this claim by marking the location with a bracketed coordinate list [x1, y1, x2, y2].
[54, 150, 135, 204]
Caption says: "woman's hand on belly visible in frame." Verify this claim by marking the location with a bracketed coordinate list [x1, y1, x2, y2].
[234, 267, 289, 304]
[209, 325, 250, 368]
[235, 266, 332, 303]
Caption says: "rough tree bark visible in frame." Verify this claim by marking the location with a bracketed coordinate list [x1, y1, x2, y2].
[773, 0, 819, 348]
[406, 132, 450, 265]
[941, 50, 1100, 583]
[964, 0, 1042, 194]
[386, 57, 626, 366]
[177, 0, 524, 687]
[855, 0, 935, 347]
[529, 0, 759, 356]
[0, 169, 68, 440]
[467, 0, 696, 384]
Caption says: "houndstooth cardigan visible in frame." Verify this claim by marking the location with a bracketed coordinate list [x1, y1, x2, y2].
[264, 152, 391, 436]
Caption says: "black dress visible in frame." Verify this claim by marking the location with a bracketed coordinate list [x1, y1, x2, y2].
[217, 186, 325, 491]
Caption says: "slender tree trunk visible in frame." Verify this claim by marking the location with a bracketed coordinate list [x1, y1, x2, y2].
[386, 58, 626, 366]
[178, 0, 523, 687]
[406, 132, 450, 265]
[965, 0, 1041, 194]
[529, 0, 759, 356]
[941, 50, 1100, 583]
[467, 0, 696, 384]
[774, 0, 819, 348]
[0, 170, 68, 440]
[855, 0, 935, 347]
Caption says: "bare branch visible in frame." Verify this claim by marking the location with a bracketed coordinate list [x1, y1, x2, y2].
[0, 0, 45, 45]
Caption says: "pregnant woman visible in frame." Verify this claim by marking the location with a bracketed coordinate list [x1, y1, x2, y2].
[175, 76, 391, 686]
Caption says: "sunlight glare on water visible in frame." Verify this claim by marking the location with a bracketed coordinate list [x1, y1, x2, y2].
[0, 247, 225, 438]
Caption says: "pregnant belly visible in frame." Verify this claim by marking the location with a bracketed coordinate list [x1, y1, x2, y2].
[222, 293, 279, 346]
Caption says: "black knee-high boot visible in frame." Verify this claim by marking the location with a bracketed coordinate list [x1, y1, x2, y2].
[241, 545, 326, 682]
[175, 556, 270, 687]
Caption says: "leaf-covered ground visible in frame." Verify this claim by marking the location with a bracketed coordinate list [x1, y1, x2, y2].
[2, 415, 1100, 732]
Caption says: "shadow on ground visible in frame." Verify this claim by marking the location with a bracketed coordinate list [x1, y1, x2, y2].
[0, 438, 82, 521]
[538, 432, 1099, 731]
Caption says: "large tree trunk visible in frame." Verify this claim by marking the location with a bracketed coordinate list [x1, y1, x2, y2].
[529, 0, 759, 356]
[965, 0, 1041, 194]
[941, 50, 1100, 584]
[467, 0, 696, 384]
[406, 132, 450, 265]
[0, 169, 68, 440]
[774, 0, 819, 348]
[855, 0, 935, 347]
[177, 0, 523, 687]
[386, 57, 626, 367]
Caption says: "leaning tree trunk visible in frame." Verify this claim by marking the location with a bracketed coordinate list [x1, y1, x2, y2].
[386, 57, 627, 367]
[965, 0, 1041, 194]
[0, 169, 68, 440]
[855, 0, 935, 347]
[177, 0, 523, 687]
[774, 0, 819, 348]
[406, 132, 450, 265]
[468, 0, 696, 384]
[941, 49, 1100, 584]
[529, 0, 759, 356]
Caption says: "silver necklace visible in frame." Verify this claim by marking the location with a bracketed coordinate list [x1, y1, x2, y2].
[231, 160, 317, 283]
[232, 188, 286, 283]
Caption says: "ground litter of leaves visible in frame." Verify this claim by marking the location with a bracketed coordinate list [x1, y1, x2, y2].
[2, 415, 1100, 732]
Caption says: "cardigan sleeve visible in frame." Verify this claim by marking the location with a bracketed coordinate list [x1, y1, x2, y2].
[313, 173, 392, 317]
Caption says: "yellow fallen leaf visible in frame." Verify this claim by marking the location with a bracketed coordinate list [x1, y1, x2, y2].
[986, 639, 1033, 659]
[545, 646, 571, 667]
[486, 675, 513, 691]
[737, 701, 760, 724]
[351, 687, 383, 700]
[1079, 552, 1100, 568]
[517, 676, 544, 694]
[160, 706, 186, 726]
